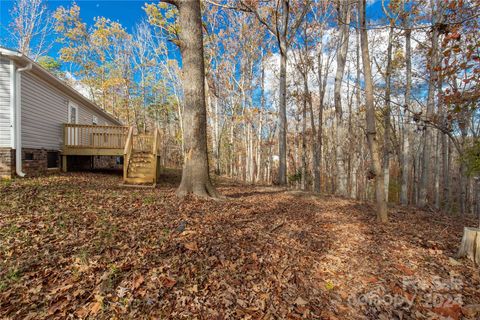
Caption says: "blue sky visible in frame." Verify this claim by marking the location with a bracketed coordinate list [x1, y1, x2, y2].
[0, 0, 387, 64]
[0, 0, 150, 59]
[1, 0, 148, 33]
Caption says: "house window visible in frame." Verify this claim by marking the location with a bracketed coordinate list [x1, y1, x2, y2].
[68, 102, 78, 124]
[92, 116, 98, 125]
[47, 151, 59, 168]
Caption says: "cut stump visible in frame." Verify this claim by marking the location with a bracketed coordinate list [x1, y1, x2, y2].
[457, 227, 480, 265]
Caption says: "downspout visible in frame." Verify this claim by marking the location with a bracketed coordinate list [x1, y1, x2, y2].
[15, 62, 32, 177]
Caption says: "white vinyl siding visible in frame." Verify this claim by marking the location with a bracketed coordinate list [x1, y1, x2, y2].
[0, 57, 11, 147]
[21, 72, 116, 150]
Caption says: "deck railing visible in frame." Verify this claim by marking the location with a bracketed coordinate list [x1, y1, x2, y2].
[132, 134, 154, 152]
[123, 126, 134, 182]
[63, 124, 129, 149]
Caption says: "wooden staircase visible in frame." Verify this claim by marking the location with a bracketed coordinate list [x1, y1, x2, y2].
[123, 127, 161, 186]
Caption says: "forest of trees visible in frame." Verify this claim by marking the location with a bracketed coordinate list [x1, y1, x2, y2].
[2, 0, 480, 219]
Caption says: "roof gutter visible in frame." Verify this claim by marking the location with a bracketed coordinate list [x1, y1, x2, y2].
[15, 62, 32, 177]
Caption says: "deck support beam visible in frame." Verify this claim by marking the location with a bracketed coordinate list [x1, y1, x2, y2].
[62, 155, 67, 172]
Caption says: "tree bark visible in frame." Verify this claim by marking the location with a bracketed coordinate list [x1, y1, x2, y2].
[400, 15, 412, 205]
[418, 0, 439, 207]
[173, 0, 220, 198]
[316, 39, 328, 193]
[301, 79, 307, 191]
[359, 0, 388, 222]
[383, 23, 393, 202]
[278, 43, 288, 185]
[457, 227, 480, 264]
[333, 1, 351, 196]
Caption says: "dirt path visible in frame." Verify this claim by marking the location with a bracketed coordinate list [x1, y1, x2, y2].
[0, 172, 479, 319]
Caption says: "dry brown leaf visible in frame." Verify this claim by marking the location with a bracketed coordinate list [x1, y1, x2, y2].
[89, 301, 102, 316]
[161, 276, 177, 288]
[185, 241, 199, 251]
[294, 296, 308, 306]
[132, 274, 144, 290]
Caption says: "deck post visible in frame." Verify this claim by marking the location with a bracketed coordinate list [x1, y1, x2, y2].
[62, 155, 67, 172]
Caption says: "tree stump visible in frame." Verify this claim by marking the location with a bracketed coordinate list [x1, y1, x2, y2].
[457, 227, 480, 264]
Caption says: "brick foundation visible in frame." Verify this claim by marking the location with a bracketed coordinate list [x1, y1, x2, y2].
[22, 148, 61, 176]
[0, 148, 14, 179]
[1, 149, 122, 178]
[0, 148, 62, 178]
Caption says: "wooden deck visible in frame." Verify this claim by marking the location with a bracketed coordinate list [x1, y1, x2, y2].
[62, 124, 129, 156]
[61, 124, 162, 185]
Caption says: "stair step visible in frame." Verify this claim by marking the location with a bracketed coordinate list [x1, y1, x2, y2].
[128, 173, 154, 179]
[124, 177, 155, 184]
[131, 156, 154, 161]
[132, 152, 154, 156]
[127, 168, 153, 175]
[130, 160, 153, 164]
[132, 153, 153, 156]
[131, 159, 153, 162]
[124, 148, 157, 185]
[129, 166, 152, 170]
[129, 164, 153, 169]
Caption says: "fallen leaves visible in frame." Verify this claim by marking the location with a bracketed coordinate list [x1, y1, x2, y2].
[161, 276, 177, 289]
[89, 295, 104, 316]
[0, 172, 479, 319]
[184, 241, 198, 252]
[132, 274, 144, 290]
[294, 296, 308, 306]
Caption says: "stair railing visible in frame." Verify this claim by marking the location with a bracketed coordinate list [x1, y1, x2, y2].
[152, 127, 160, 184]
[123, 126, 134, 183]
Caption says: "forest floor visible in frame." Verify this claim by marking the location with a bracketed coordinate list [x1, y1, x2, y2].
[0, 170, 479, 320]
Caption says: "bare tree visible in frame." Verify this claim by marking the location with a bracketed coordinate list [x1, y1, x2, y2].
[333, 0, 351, 196]
[418, 0, 441, 207]
[359, 0, 388, 222]
[238, 0, 310, 185]
[7, 0, 53, 60]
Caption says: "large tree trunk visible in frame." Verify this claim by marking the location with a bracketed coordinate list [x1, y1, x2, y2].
[359, 0, 388, 222]
[174, 0, 220, 198]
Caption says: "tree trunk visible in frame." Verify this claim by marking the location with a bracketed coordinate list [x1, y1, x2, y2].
[174, 0, 220, 198]
[278, 44, 288, 185]
[214, 97, 221, 175]
[316, 48, 326, 193]
[418, 0, 439, 207]
[383, 23, 394, 202]
[307, 75, 319, 192]
[460, 160, 467, 215]
[400, 16, 412, 205]
[434, 131, 441, 209]
[301, 82, 307, 191]
[359, 0, 388, 222]
[333, 1, 351, 196]
[457, 227, 480, 264]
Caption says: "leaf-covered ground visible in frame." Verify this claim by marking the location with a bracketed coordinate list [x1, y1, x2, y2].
[0, 171, 479, 319]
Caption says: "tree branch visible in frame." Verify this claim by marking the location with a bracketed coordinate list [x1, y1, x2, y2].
[287, 0, 311, 47]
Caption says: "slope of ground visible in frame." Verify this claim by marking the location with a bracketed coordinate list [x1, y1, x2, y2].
[0, 171, 479, 319]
